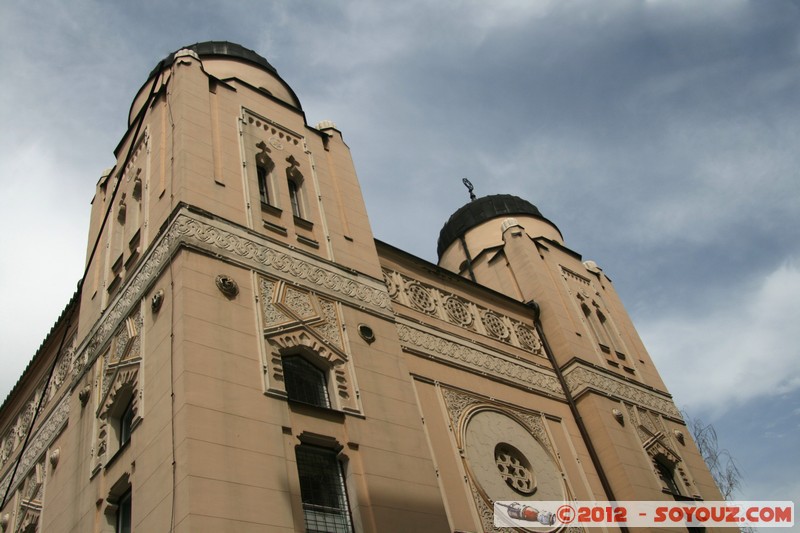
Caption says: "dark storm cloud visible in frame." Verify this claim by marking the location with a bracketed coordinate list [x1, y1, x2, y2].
[1, 0, 798, 503]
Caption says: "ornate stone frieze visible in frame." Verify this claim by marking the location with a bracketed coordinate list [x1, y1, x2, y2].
[174, 215, 391, 313]
[384, 269, 543, 357]
[0, 395, 69, 501]
[0, 384, 51, 477]
[563, 365, 680, 419]
[398, 323, 562, 398]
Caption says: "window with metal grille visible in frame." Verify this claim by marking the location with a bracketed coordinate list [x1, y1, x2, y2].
[282, 355, 330, 408]
[295, 445, 354, 533]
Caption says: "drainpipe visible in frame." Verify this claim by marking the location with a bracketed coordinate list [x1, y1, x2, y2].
[527, 300, 629, 533]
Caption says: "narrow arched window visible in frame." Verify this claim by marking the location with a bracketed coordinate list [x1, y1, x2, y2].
[119, 396, 135, 448]
[257, 164, 270, 205]
[655, 456, 682, 496]
[288, 177, 302, 218]
[282, 355, 330, 408]
[255, 142, 275, 207]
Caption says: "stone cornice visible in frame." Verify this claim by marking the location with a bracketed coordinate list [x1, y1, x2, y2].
[396, 320, 563, 399]
[562, 363, 681, 419]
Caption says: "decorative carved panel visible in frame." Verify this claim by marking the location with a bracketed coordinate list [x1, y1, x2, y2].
[440, 387, 567, 533]
[625, 403, 698, 497]
[384, 269, 542, 357]
[260, 276, 359, 414]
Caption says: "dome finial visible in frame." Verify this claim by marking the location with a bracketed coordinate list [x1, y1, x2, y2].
[462, 178, 477, 201]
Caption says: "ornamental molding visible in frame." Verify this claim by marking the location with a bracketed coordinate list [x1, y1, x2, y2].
[397, 321, 562, 398]
[0, 394, 69, 501]
[563, 365, 681, 419]
[172, 214, 392, 314]
[625, 403, 698, 497]
[440, 387, 556, 458]
[66, 207, 392, 394]
[259, 275, 361, 414]
[384, 269, 543, 357]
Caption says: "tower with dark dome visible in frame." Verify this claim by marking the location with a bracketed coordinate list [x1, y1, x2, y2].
[0, 42, 723, 533]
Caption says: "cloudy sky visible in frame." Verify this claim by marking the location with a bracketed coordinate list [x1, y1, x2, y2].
[1, 0, 798, 510]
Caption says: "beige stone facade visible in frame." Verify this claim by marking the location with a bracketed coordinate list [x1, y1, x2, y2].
[0, 42, 722, 532]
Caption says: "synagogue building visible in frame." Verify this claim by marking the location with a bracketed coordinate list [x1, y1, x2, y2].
[0, 42, 722, 533]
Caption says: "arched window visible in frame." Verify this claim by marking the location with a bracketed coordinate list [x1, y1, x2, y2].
[118, 396, 135, 448]
[655, 455, 682, 496]
[288, 178, 302, 218]
[257, 164, 271, 205]
[282, 355, 330, 408]
[255, 141, 275, 207]
[285, 154, 305, 219]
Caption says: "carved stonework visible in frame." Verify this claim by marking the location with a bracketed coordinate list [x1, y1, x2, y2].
[94, 366, 140, 472]
[384, 269, 543, 357]
[481, 311, 510, 340]
[65, 209, 392, 401]
[283, 286, 315, 319]
[260, 277, 344, 350]
[561, 266, 592, 286]
[397, 323, 562, 398]
[260, 270, 353, 411]
[102, 311, 143, 399]
[264, 329, 360, 414]
[407, 282, 437, 314]
[0, 394, 69, 501]
[260, 278, 291, 327]
[625, 403, 698, 497]
[215, 275, 239, 298]
[441, 387, 567, 533]
[442, 295, 473, 328]
[563, 365, 681, 419]
[172, 215, 391, 312]
[315, 299, 343, 349]
[14, 461, 44, 533]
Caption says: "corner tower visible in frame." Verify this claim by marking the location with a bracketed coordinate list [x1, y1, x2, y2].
[436, 194, 722, 506]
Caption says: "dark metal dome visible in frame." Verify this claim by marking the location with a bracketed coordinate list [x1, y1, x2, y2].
[437, 194, 556, 259]
[150, 41, 277, 78]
